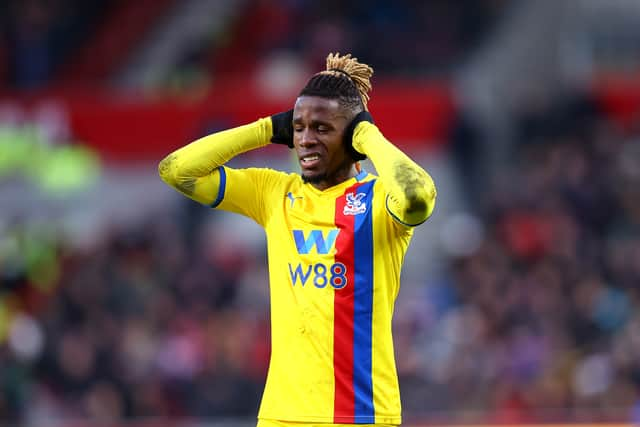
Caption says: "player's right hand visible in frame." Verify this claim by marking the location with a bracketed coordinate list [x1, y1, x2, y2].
[270, 110, 294, 148]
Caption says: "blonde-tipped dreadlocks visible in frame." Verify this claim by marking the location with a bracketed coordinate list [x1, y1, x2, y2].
[299, 52, 374, 112]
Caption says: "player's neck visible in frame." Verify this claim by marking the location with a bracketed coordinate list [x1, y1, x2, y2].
[308, 163, 359, 191]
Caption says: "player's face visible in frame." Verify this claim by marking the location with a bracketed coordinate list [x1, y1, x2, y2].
[292, 96, 357, 190]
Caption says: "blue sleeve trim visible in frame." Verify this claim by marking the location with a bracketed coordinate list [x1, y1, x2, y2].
[385, 194, 428, 227]
[210, 166, 226, 208]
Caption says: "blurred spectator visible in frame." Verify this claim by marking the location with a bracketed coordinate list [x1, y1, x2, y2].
[5, 0, 56, 88]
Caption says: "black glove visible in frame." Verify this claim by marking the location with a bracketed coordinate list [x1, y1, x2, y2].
[270, 110, 294, 148]
[343, 110, 374, 161]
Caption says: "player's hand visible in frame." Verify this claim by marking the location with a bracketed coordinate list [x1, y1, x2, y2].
[343, 110, 374, 161]
[270, 110, 294, 148]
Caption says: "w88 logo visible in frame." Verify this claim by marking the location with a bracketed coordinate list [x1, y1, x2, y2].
[288, 262, 347, 289]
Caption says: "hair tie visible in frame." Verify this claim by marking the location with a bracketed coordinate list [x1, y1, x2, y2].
[328, 68, 353, 80]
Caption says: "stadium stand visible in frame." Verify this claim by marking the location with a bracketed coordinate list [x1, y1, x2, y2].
[54, 0, 176, 86]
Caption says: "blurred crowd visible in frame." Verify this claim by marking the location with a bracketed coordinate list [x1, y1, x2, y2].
[0, 0, 109, 89]
[211, 0, 503, 78]
[1, 90, 640, 424]
[396, 94, 640, 423]
[0, 206, 270, 423]
[0, 0, 504, 90]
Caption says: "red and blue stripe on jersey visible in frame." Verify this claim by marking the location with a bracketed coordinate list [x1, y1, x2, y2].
[333, 179, 376, 424]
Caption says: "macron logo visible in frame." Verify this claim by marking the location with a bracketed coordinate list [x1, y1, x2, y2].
[286, 192, 303, 208]
[293, 229, 339, 255]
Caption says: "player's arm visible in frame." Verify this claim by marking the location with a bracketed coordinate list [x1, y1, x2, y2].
[158, 111, 292, 205]
[350, 113, 436, 226]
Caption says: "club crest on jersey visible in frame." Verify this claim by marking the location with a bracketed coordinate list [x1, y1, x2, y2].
[343, 192, 367, 215]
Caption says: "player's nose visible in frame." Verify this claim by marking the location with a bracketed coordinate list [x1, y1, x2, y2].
[299, 129, 317, 147]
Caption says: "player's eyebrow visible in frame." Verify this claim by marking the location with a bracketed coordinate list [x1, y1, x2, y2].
[311, 119, 335, 128]
[292, 118, 335, 128]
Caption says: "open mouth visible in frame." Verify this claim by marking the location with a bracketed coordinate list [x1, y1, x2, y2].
[300, 154, 321, 167]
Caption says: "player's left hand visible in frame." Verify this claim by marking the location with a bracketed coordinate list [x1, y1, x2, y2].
[343, 110, 374, 161]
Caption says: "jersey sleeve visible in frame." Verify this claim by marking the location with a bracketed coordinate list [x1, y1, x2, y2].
[214, 166, 288, 227]
[158, 118, 273, 206]
[352, 122, 437, 227]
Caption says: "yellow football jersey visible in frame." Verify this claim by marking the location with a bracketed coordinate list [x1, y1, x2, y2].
[215, 166, 412, 425]
[159, 116, 437, 425]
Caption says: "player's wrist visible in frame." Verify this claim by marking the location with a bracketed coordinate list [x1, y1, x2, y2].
[351, 133, 367, 154]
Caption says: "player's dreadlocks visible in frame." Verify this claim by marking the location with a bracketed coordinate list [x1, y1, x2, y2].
[299, 52, 374, 113]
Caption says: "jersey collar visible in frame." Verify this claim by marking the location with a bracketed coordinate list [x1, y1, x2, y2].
[303, 168, 370, 196]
